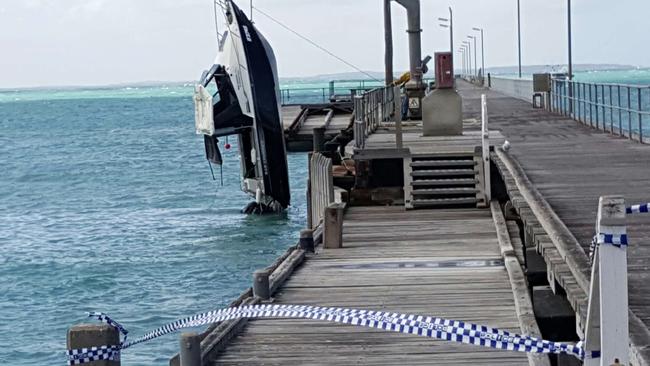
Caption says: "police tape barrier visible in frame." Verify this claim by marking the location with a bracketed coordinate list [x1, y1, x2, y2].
[627, 203, 650, 214]
[66, 304, 584, 364]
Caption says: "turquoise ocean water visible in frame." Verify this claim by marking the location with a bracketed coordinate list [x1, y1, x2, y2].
[0, 69, 648, 365]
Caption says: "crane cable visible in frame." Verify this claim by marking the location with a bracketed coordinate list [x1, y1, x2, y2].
[251, 5, 380, 82]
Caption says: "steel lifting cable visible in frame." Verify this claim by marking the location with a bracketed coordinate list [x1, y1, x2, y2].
[250, 5, 380, 82]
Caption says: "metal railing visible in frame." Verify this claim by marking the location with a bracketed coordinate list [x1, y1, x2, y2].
[550, 78, 650, 143]
[308, 153, 333, 230]
[279, 86, 376, 105]
[353, 85, 400, 149]
[279, 78, 433, 106]
[279, 79, 386, 105]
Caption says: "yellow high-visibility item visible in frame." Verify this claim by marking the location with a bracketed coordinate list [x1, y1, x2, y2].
[392, 71, 411, 86]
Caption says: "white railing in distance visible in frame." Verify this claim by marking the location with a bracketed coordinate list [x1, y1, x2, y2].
[481, 94, 491, 202]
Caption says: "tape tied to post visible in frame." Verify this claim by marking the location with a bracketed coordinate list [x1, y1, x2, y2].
[66, 304, 585, 364]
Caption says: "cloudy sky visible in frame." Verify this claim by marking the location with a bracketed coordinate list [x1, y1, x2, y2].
[0, 0, 647, 88]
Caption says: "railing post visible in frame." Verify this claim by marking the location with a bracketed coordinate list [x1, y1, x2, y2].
[627, 87, 632, 139]
[609, 84, 614, 132]
[638, 87, 643, 142]
[353, 95, 364, 149]
[594, 84, 600, 129]
[179, 333, 202, 366]
[601, 84, 605, 129]
[589, 84, 594, 127]
[617, 85, 622, 135]
[583, 82, 587, 123]
[394, 85, 403, 149]
[323, 203, 344, 249]
[67, 324, 120, 366]
[306, 153, 313, 229]
[583, 196, 628, 366]
[481, 94, 491, 203]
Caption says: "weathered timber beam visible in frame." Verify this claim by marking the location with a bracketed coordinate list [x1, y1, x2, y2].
[494, 148, 591, 294]
[491, 201, 550, 366]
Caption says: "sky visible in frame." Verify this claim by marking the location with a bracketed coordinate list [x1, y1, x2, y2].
[0, 0, 647, 88]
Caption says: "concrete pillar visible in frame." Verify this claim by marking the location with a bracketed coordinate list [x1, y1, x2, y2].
[422, 88, 462, 136]
[67, 324, 120, 366]
[179, 333, 202, 366]
[252, 269, 270, 300]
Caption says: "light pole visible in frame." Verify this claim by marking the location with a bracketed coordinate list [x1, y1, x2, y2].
[467, 35, 478, 77]
[517, 0, 522, 78]
[463, 41, 472, 77]
[473, 27, 485, 80]
[567, 0, 573, 80]
[567, 0, 568, 115]
[438, 7, 453, 60]
[461, 45, 468, 76]
[459, 48, 465, 75]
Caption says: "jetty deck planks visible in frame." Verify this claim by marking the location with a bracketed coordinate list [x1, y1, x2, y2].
[457, 80, 650, 360]
[210, 207, 530, 365]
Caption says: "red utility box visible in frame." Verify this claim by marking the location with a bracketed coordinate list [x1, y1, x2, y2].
[435, 52, 454, 89]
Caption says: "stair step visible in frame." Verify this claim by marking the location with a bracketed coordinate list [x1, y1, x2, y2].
[411, 178, 477, 186]
[412, 197, 478, 207]
[411, 169, 475, 177]
[412, 187, 478, 195]
[411, 152, 474, 159]
[411, 160, 475, 168]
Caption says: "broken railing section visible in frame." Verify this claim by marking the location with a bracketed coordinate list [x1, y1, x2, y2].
[306, 152, 345, 249]
[307, 152, 333, 231]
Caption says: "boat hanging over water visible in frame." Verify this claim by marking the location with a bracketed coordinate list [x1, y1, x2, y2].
[194, 0, 290, 214]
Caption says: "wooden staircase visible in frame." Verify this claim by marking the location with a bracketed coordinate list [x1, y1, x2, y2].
[404, 152, 488, 209]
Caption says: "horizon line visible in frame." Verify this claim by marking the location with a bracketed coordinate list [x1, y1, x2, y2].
[2, 63, 646, 91]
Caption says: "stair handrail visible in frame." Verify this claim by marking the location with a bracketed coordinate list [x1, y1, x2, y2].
[353, 85, 401, 149]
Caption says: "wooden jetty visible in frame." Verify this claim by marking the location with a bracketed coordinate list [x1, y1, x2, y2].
[68, 79, 646, 366]
[164, 82, 565, 366]
[208, 207, 535, 365]
[457, 80, 650, 363]
[185, 79, 647, 365]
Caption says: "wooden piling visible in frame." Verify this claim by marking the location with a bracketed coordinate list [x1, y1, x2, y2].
[313, 127, 326, 152]
[252, 269, 270, 300]
[299, 229, 314, 252]
[323, 203, 344, 249]
[67, 324, 120, 366]
[179, 333, 202, 366]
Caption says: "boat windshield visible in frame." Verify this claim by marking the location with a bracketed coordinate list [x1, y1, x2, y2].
[199, 64, 252, 135]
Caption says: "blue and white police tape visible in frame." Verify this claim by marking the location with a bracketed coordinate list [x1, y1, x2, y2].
[66, 304, 585, 364]
[67, 304, 585, 363]
[627, 203, 650, 214]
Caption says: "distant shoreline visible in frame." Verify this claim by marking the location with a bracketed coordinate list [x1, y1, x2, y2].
[1, 64, 646, 91]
